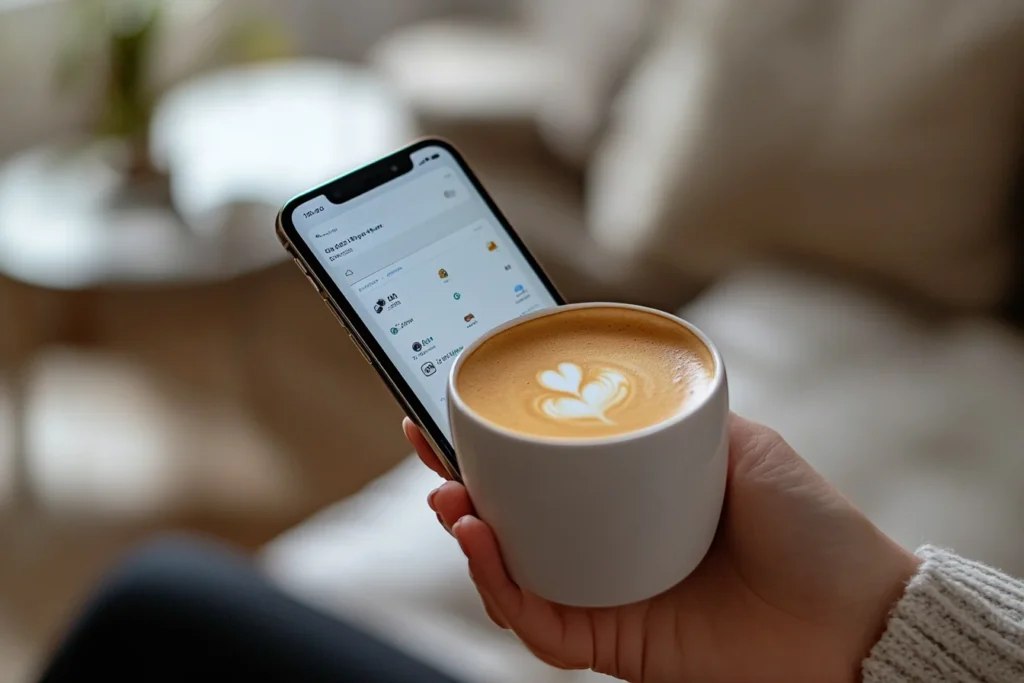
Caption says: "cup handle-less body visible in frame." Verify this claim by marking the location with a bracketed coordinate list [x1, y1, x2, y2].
[447, 303, 729, 608]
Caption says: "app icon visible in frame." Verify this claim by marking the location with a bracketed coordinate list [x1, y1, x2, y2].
[390, 326, 399, 335]
[514, 284, 525, 294]
[420, 361, 437, 377]
[464, 313, 475, 323]
[374, 298, 386, 314]
[486, 241, 498, 251]
[444, 189, 457, 199]
[453, 292, 461, 300]
[438, 268, 449, 279]
[412, 341, 422, 352]
[503, 264, 512, 271]
[345, 269, 354, 277]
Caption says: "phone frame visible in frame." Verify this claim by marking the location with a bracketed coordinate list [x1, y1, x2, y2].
[275, 138, 565, 479]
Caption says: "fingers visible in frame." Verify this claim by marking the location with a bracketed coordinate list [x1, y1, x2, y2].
[427, 481, 474, 532]
[726, 413, 835, 503]
[424, 485, 509, 628]
[429, 491, 572, 661]
[728, 412, 789, 452]
[727, 412, 793, 473]
[408, 418, 519, 633]
[402, 418, 451, 480]
[472, 568, 511, 629]
[452, 516, 524, 625]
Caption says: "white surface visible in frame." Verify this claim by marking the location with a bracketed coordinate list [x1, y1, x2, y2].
[150, 60, 418, 234]
[264, 265, 1024, 681]
[447, 303, 728, 607]
[0, 143, 283, 288]
[0, 144, 201, 288]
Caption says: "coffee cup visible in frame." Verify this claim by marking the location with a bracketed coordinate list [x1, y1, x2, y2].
[447, 302, 729, 607]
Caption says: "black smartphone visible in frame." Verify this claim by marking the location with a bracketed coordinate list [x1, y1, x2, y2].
[276, 138, 565, 479]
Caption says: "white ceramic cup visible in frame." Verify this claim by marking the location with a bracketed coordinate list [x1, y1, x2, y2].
[446, 302, 729, 607]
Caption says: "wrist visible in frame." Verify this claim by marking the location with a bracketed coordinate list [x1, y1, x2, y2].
[839, 533, 921, 682]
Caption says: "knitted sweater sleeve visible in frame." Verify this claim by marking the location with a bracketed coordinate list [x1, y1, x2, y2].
[862, 546, 1024, 682]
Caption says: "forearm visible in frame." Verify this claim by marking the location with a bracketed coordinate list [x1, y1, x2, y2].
[862, 546, 1024, 683]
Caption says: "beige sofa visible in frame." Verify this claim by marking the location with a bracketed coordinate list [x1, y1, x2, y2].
[264, 2, 1024, 681]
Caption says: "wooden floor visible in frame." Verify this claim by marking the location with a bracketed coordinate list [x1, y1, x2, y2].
[0, 264, 413, 681]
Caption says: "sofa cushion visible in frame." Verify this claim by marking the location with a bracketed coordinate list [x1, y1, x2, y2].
[589, 0, 1024, 309]
[684, 267, 1024, 573]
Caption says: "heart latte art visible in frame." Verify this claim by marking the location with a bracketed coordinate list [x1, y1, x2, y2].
[456, 307, 715, 439]
[536, 362, 629, 424]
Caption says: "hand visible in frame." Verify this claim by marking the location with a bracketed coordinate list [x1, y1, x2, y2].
[403, 415, 920, 683]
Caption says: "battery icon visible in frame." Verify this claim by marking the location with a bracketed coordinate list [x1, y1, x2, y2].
[431, 153, 440, 160]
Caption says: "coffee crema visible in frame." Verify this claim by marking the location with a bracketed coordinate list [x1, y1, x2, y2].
[455, 307, 715, 439]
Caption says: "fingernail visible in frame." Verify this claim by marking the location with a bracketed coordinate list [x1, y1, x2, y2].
[427, 489, 438, 511]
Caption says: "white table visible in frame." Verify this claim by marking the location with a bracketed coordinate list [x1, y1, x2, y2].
[150, 59, 418, 236]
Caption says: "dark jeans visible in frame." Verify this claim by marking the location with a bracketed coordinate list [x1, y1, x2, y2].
[38, 537, 461, 683]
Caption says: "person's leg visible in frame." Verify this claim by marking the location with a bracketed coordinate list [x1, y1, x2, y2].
[39, 536, 462, 683]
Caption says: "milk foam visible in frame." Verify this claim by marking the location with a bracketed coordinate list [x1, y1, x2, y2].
[535, 362, 630, 425]
[455, 307, 714, 439]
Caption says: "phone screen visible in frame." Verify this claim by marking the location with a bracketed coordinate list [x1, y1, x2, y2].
[287, 143, 560, 441]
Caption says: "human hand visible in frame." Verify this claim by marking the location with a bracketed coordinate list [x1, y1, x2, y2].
[404, 415, 919, 683]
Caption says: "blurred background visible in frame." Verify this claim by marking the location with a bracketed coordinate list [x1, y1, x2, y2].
[0, 0, 1022, 681]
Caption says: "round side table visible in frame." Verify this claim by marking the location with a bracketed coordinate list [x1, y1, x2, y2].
[151, 59, 418, 235]
[0, 59, 417, 511]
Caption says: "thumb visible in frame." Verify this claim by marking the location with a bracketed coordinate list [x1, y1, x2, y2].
[727, 414, 838, 503]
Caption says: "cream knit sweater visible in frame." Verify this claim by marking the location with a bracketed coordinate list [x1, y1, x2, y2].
[862, 546, 1024, 682]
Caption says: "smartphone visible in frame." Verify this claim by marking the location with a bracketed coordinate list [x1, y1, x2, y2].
[275, 139, 565, 479]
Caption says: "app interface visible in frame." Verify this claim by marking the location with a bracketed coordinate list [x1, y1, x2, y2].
[291, 145, 558, 439]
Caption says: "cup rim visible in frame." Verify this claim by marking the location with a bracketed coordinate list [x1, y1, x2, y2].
[447, 302, 726, 447]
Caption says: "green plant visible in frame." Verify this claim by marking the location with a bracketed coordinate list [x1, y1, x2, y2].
[58, 0, 163, 176]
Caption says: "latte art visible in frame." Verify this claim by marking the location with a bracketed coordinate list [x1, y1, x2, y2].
[536, 362, 630, 425]
[456, 307, 715, 439]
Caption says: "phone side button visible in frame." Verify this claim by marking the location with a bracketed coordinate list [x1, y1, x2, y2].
[305, 273, 323, 294]
[347, 333, 373, 364]
[322, 298, 348, 329]
[293, 258, 323, 292]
